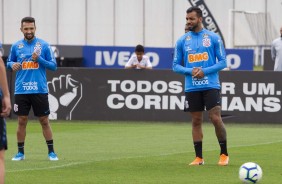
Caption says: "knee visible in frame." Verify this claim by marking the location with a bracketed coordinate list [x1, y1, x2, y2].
[209, 113, 221, 123]
[18, 116, 28, 126]
[39, 116, 50, 126]
[192, 117, 203, 128]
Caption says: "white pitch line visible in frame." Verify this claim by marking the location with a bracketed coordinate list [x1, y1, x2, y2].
[7, 140, 282, 173]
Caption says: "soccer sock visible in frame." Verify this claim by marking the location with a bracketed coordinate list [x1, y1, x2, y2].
[46, 140, 54, 154]
[193, 141, 203, 158]
[18, 142, 25, 154]
[219, 140, 228, 156]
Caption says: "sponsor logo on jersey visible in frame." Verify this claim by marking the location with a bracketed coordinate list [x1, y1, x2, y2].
[203, 33, 209, 38]
[192, 76, 209, 86]
[35, 42, 41, 47]
[186, 46, 194, 53]
[185, 36, 191, 41]
[22, 61, 39, 70]
[188, 52, 209, 62]
[22, 81, 38, 91]
[18, 44, 24, 49]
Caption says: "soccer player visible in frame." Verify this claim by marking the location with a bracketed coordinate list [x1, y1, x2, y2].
[185, 23, 189, 33]
[7, 17, 59, 161]
[125, 44, 153, 69]
[271, 26, 282, 71]
[0, 55, 11, 184]
[172, 7, 229, 166]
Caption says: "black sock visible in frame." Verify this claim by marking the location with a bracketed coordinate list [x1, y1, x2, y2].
[18, 142, 25, 154]
[46, 140, 54, 154]
[193, 141, 203, 158]
[219, 140, 228, 156]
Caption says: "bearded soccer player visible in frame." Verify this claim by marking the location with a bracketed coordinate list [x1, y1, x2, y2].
[7, 17, 59, 161]
[172, 7, 229, 166]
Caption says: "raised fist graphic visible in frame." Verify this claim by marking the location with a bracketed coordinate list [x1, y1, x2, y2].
[48, 74, 83, 120]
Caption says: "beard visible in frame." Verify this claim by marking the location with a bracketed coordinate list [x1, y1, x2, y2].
[188, 25, 197, 32]
[24, 33, 35, 41]
[188, 23, 201, 32]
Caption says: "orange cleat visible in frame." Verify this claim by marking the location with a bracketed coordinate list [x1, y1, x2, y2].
[189, 157, 204, 166]
[218, 154, 229, 166]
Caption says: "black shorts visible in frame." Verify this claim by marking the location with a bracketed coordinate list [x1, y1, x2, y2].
[184, 89, 221, 112]
[14, 94, 50, 117]
[0, 99, 7, 150]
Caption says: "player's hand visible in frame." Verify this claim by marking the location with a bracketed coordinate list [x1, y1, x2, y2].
[193, 68, 204, 79]
[192, 67, 200, 77]
[32, 52, 38, 61]
[137, 64, 145, 69]
[0, 96, 11, 117]
[12, 63, 22, 71]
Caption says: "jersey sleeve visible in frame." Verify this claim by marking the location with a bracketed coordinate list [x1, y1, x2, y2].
[6, 44, 17, 70]
[37, 44, 57, 71]
[172, 38, 192, 75]
[202, 34, 227, 75]
[125, 55, 134, 67]
[145, 57, 152, 68]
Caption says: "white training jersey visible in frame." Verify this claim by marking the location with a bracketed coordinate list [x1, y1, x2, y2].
[271, 37, 282, 71]
[125, 54, 152, 69]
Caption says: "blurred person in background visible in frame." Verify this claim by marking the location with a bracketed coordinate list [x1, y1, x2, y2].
[185, 23, 189, 33]
[125, 44, 153, 70]
[271, 26, 282, 71]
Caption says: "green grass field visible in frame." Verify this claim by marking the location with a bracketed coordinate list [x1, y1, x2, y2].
[4, 120, 282, 184]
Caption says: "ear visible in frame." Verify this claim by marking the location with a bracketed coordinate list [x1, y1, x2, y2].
[199, 17, 203, 23]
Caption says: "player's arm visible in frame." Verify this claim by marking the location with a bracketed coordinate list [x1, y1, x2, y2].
[6, 45, 21, 71]
[124, 56, 136, 69]
[201, 35, 227, 75]
[0, 57, 11, 117]
[144, 57, 153, 69]
[270, 42, 276, 61]
[36, 44, 57, 71]
[172, 39, 193, 75]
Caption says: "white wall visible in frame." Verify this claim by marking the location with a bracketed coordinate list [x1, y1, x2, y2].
[267, 0, 282, 31]
[173, 0, 190, 44]
[58, 0, 86, 45]
[144, 0, 173, 47]
[87, 0, 114, 46]
[2, 0, 30, 43]
[115, 0, 144, 46]
[1, 0, 282, 47]
[31, 0, 57, 44]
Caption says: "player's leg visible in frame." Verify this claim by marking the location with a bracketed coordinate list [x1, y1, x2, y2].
[39, 115, 53, 140]
[205, 89, 229, 166]
[16, 115, 28, 152]
[189, 111, 204, 165]
[184, 92, 205, 165]
[0, 116, 7, 183]
[0, 150, 5, 184]
[12, 94, 30, 161]
[32, 94, 58, 161]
